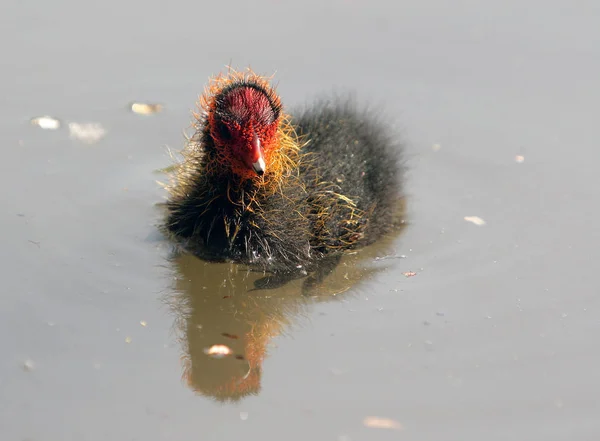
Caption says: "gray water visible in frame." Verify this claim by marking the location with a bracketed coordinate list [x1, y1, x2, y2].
[2, 0, 600, 440]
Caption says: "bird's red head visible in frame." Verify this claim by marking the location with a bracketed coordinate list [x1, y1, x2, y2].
[208, 81, 282, 179]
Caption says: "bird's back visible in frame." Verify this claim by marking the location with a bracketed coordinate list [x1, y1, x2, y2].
[292, 97, 404, 251]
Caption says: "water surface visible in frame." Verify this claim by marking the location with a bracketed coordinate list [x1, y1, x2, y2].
[2, 0, 599, 440]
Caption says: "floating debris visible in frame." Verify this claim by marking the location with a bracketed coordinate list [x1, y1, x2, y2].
[68, 122, 106, 144]
[464, 216, 486, 226]
[22, 359, 35, 371]
[125, 336, 132, 344]
[130, 102, 163, 115]
[221, 332, 239, 340]
[515, 155, 525, 163]
[239, 412, 249, 421]
[432, 143, 441, 152]
[203, 344, 232, 358]
[363, 416, 403, 430]
[30, 116, 61, 130]
[402, 271, 417, 278]
[140, 321, 147, 327]
[375, 254, 406, 261]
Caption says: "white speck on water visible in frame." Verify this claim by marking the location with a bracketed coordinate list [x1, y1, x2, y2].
[464, 216, 486, 226]
[204, 344, 232, 358]
[68, 122, 107, 144]
[22, 359, 35, 371]
[240, 412, 249, 421]
[561, 313, 568, 319]
[130, 102, 163, 115]
[30, 116, 61, 130]
[363, 416, 403, 430]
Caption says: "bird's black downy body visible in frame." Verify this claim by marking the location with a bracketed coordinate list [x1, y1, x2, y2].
[165, 92, 404, 277]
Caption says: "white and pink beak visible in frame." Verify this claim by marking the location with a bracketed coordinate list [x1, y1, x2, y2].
[248, 133, 266, 175]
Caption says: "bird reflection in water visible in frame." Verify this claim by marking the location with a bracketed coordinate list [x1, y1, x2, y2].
[165, 231, 405, 403]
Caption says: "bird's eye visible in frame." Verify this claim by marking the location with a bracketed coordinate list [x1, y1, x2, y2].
[216, 121, 232, 140]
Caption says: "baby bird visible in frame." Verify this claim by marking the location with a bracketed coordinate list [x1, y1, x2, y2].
[164, 68, 404, 275]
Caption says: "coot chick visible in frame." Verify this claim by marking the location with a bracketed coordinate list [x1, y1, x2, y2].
[164, 68, 404, 274]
